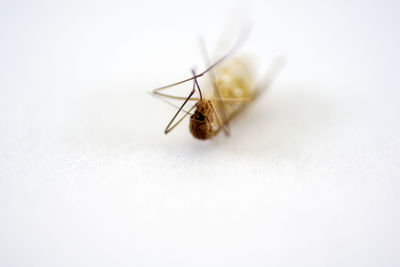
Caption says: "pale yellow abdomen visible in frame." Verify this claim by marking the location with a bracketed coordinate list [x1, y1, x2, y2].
[213, 56, 254, 117]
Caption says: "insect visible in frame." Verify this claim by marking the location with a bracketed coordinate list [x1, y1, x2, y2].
[151, 35, 284, 140]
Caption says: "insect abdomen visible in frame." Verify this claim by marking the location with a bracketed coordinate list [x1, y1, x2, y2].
[214, 57, 254, 116]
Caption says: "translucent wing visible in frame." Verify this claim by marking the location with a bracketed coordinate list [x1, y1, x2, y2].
[198, 36, 230, 136]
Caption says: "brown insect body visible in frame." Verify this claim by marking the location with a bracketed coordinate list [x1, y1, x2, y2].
[151, 34, 284, 140]
[189, 57, 253, 140]
[189, 100, 215, 140]
[152, 56, 258, 140]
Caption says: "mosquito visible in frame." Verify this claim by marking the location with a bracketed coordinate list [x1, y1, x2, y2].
[150, 34, 284, 140]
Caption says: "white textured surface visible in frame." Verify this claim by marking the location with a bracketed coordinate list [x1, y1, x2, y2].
[1, 0, 399, 266]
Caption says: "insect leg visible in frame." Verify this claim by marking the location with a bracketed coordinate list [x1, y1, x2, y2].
[164, 69, 204, 134]
[152, 89, 200, 101]
[150, 92, 194, 115]
[151, 29, 249, 97]
[210, 96, 253, 103]
[208, 101, 225, 135]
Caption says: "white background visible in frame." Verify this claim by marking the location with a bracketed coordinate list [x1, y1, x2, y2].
[1, 0, 399, 266]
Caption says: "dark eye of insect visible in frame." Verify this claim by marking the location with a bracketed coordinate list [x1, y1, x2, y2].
[197, 112, 205, 121]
